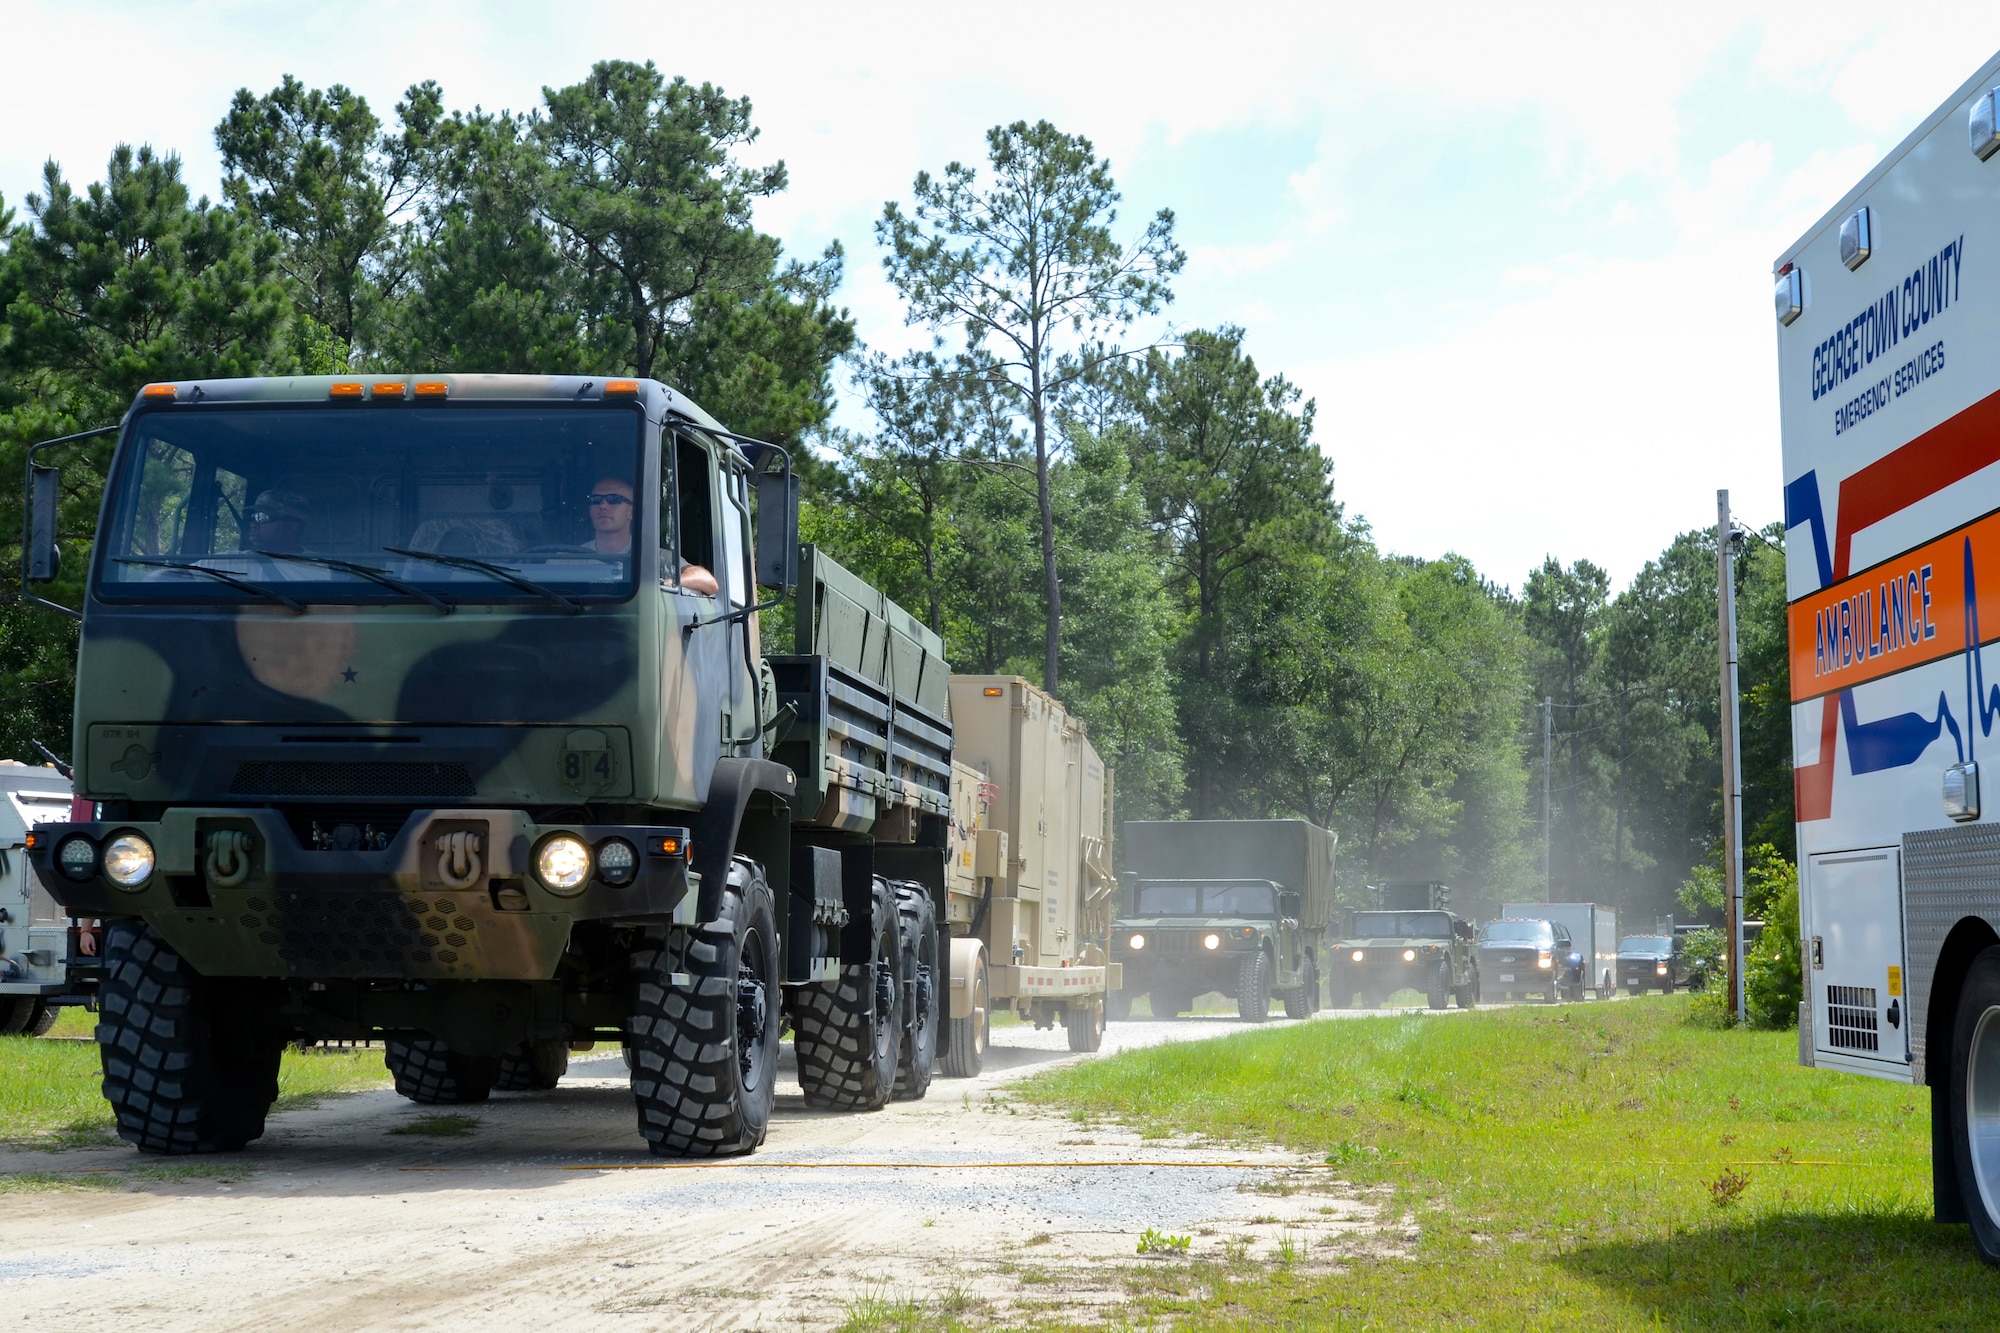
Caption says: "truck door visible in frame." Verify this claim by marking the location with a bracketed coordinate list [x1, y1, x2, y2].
[658, 433, 727, 804]
[1806, 847, 1910, 1069]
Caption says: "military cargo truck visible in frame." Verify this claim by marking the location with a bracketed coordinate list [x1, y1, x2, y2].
[940, 677, 1118, 1073]
[1108, 819, 1334, 1022]
[1327, 881, 1478, 1010]
[21, 373, 957, 1157]
[0, 761, 89, 1034]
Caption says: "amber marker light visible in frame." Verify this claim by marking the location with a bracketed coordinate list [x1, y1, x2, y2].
[23, 831, 39, 850]
[413, 381, 449, 398]
[141, 383, 177, 399]
[372, 381, 407, 399]
[655, 836, 683, 856]
[604, 379, 639, 395]
[329, 382, 364, 398]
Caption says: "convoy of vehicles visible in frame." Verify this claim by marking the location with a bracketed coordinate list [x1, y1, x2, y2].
[1327, 882, 1477, 1010]
[1502, 902, 1617, 999]
[1476, 918, 1584, 1004]
[1616, 933, 1688, 995]
[1109, 819, 1334, 1022]
[1771, 48, 2000, 1261]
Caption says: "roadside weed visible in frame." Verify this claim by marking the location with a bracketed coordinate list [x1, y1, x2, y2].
[1137, 1227, 1192, 1255]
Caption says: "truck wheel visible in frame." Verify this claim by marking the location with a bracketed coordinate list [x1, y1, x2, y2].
[892, 884, 938, 1100]
[97, 921, 286, 1153]
[628, 857, 780, 1156]
[1949, 946, 2000, 1264]
[1237, 951, 1273, 1022]
[1105, 988, 1133, 1023]
[1541, 984, 1558, 1004]
[27, 1002, 57, 1036]
[1282, 986, 1311, 1020]
[0, 996, 52, 1035]
[1426, 962, 1450, 1011]
[385, 1038, 501, 1105]
[1456, 966, 1478, 1009]
[941, 952, 989, 1077]
[1065, 1001, 1105, 1052]
[493, 1039, 569, 1092]
[794, 875, 903, 1111]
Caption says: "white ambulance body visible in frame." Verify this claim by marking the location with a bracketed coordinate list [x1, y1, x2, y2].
[1778, 49, 2000, 1258]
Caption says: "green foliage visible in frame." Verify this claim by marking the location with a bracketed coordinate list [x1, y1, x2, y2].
[1683, 925, 1726, 993]
[1745, 859, 1802, 1029]
[1137, 1227, 1192, 1255]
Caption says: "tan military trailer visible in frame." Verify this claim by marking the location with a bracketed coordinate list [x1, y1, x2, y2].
[20, 374, 958, 1157]
[939, 676, 1118, 1074]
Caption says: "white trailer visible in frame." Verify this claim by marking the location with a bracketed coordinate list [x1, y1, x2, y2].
[0, 761, 83, 1034]
[1775, 49, 2000, 1262]
[1502, 902, 1617, 998]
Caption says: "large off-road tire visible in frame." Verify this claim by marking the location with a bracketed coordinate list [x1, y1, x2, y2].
[794, 875, 903, 1111]
[1065, 1001, 1105, 1052]
[1427, 961, 1451, 1011]
[1282, 985, 1311, 1020]
[941, 950, 988, 1077]
[1455, 972, 1478, 1010]
[1949, 946, 2000, 1264]
[493, 1039, 569, 1092]
[1105, 988, 1133, 1023]
[97, 921, 286, 1154]
[1237, 950, 1273, 1022]
[1149, 987, 1193, 1019]
[892, 883, 938, 1101]
[385, 1038, 501, 1105]
[628, 857, 780, 1156]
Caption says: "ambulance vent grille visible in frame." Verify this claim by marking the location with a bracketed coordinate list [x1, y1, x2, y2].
[1826, 985, 1880, 1051]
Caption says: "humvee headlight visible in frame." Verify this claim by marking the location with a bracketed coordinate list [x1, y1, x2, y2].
[1202, 933, 1221, 951]
[1402, 948, 1417, 962]
[101, 833, 155, 889]
[1351, 949, 1365, 963]
[1127, 933, 1146, 951]
[56, 836, 97, 881]
[535, 835, 591, 893]
[595, 838, 638, 886]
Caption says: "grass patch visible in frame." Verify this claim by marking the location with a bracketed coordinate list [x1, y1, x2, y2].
[0, 1031, 389, 1149]
[387, 1112, 480, 1138]
[0, 1161, 255, 1193]
[1021, 997, 2000, 1329]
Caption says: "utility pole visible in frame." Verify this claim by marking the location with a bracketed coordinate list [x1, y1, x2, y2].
[1716, 490, 1746, 1024]
[1542, 696, 1553, 902]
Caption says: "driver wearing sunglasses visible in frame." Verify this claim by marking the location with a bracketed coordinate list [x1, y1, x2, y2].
[585, 477, 717, 595]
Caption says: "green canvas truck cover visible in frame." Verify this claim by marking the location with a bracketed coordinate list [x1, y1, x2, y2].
[1120, 819, 1335, 931]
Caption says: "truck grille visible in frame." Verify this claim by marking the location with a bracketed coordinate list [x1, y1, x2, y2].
[1826, 985, 1880, 1051]
[239, 892, 478, 967]
[231, 761, 475, 798]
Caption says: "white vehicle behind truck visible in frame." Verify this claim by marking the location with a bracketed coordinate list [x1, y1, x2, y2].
[1776, 48, 2000, 1263]
[1501, 902, 1617, 998]
[0, 761, 83, 1034]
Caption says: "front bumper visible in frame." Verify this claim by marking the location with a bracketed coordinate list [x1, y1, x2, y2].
[1618, 963, 1673, 986]
[1479, 951, 1560, 988]
[30, 808, 690, 981]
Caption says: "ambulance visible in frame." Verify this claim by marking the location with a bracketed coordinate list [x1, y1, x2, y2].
[1778, 49, 2000, 1263]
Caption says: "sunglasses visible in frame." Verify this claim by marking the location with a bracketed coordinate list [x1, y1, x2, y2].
[585, 493, 634, 507]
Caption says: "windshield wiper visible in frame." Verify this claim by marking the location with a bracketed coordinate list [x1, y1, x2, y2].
[114, 557, 305, 614]
[382, 548, 581, 613]
[258, 552, 455, 614]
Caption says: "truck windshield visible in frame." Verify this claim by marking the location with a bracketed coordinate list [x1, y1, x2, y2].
[1479, 920, 1554, 946]
[1134, 883, 1276, 916]
[1352, 911, 1450, 938]
[95, 405, 645, 606]
[1620, 935, 1671, 953]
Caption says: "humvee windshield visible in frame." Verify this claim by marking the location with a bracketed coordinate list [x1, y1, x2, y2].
[1134, 883, 1276, 916]
[1352, 911, 1450, 938]
[1479, 920, 1555, 946]
[96, 405, 646, 606]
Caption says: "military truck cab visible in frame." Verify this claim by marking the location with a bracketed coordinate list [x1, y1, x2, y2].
[1329, 882, 1478, 1011]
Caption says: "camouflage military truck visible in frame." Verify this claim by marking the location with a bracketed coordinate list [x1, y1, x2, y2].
[20, 374, 959, 1157]
[1107, 819, 1335, 1023]
[940, 677, 1119, 1073]
[1326, 881, 1478, 1010]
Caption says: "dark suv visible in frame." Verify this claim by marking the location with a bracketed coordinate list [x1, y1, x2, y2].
[1616, 933, 1687, 994]
[1477, 918, 1585, 1003]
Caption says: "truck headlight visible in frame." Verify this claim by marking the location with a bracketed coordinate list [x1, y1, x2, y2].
[1402, 948, 1417, 962]
[595, 838, 637, 886]
[102, 833, 155, 889]
[1656, 963, 1669, 975]
[56, 836, 97, 881]
[1203, 933, 1221, 950]
[1127, 933, 1146, 950]
[1537, 952, 1554, 969]
[1351, 949, 1365, 963]
[535, 834, 591, 893]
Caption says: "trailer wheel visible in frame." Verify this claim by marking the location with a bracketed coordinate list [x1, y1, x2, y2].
[385, 1039, 501, 1105]
[1105, 987, 1133, 1023]
[794, 875, 903, 1111]
[0, 996, 53, 1035]
[1950, 947, 2000, 1263]
[628, 857, 780, 1155]
[942, 952, 989, 1077]
[97, 921, 286, 1153]
[1065, 1001, 1105, 1052]
[1237, 950, 1273, 1022]
[493, 1039, 569, 1092]
[892, 883, 938, 1100]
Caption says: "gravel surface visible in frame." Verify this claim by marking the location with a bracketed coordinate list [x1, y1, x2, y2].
[0, 1007, 1438, 1330]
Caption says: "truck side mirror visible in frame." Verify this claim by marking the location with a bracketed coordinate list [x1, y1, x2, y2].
[755, 469, 797, 592]
[25, 463, 59, 583]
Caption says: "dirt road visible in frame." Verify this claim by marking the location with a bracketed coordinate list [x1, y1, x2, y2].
[2, 1012, 1416, 1331]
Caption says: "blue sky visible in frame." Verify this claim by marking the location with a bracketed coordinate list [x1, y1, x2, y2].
[5, 0, 1995, 590]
